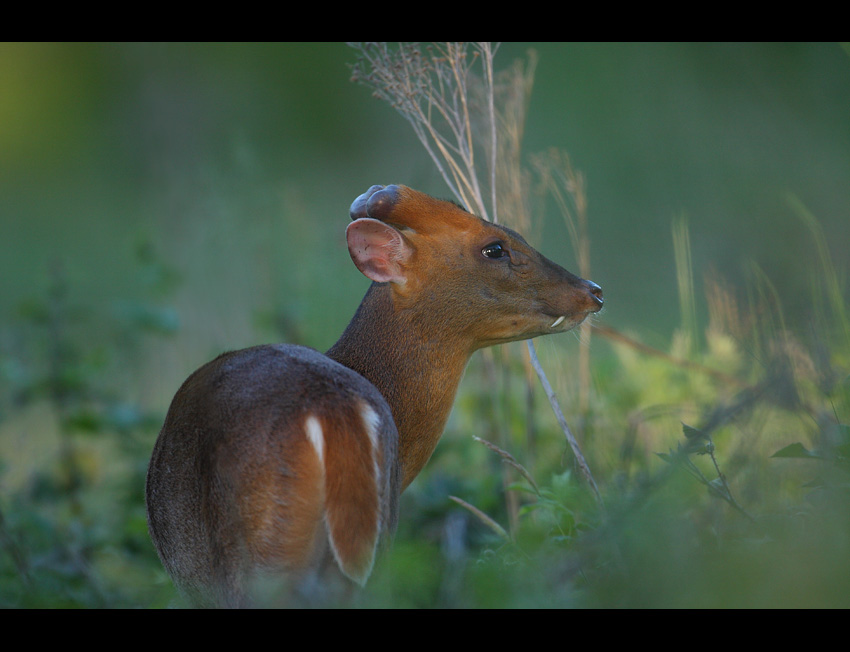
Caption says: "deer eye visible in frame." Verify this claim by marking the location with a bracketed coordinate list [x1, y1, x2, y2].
[482, 242, 507, 259]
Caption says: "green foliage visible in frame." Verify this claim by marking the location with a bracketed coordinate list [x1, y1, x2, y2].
[346, 206, 850, 607]
[2, 42, 849, 610]
[2, 221, 848, 609]
[0, 241, 179, 608]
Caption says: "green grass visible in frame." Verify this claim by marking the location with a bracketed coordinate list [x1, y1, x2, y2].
[3, 216, 847, 608]
[1, 42, 848, 609]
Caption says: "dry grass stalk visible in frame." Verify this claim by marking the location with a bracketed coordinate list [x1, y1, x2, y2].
[349, 42, 498, 220]
[531, 149, 590, 278]
[704, 268, 748, 341]
[349, 42, 602, 502]
[491, 51, 538, 232]
[526, 341, 602, 503]
[532, 149, 594, 413]
[473, 435, 541, 496]
[448, 496, 511, 541]
[592, 322, 744, 387]
[673, 216, 698, 355]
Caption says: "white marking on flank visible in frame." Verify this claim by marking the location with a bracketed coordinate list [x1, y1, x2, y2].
[359, 402, 381, 450]
[305, 415, 325, 464]
[359, 401, 383, 532]
[551, 315, 565, 328]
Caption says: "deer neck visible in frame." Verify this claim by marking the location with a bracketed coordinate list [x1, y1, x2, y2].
[326, 283, 473, 491]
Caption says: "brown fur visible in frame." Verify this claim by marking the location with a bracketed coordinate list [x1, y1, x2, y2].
[145, 185, 602, 607]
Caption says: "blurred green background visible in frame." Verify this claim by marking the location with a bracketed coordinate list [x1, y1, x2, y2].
[4, 43, 848, 348]
[1, 42, 849, 608]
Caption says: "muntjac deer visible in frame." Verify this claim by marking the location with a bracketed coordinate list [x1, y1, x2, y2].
[145, 184, 603, 607]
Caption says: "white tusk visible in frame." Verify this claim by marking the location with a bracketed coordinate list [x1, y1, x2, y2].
[551, 316, 565, 328]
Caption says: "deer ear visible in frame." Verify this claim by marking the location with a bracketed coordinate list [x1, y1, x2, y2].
[346, 218, 412, 285]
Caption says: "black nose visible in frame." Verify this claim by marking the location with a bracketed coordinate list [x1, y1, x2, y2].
[585, 280, 603, 309]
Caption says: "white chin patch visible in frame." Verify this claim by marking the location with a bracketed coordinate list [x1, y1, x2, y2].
[551, 316, 565, 328]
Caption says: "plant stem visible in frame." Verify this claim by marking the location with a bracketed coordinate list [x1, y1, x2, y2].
[527, 340, 602, 504]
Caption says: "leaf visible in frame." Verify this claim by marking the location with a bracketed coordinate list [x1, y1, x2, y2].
[517, 502, 548, 517]
[550, 469, 573, 493]
[682, 423, 708, 440]
[505, 481, 539, 496]
[656, 451, 674, 464]
[657, 447, 709, 484]
[707, 477, 732, 500]
[771, 443, 822, 459]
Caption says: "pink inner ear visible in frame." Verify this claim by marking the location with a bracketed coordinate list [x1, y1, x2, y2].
[346, 219, 410, 285]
